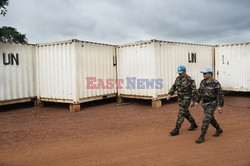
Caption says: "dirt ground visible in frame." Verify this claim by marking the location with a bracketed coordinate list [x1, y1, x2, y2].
[0, 93, 250, 166]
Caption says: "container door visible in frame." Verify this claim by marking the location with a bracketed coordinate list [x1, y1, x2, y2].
[216, 47, 230, 89]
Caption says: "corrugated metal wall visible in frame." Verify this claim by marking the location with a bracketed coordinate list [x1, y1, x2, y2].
[117, 40, 156, 98]
[117, 40, 215, 100]
[76, 41, 117, 101]
[155, 41, 215, 98]
[215, 43, 250, 92]
[36, 40, 117, 104]
[0, 42, 36, 105]
[36, 40, 77, 103]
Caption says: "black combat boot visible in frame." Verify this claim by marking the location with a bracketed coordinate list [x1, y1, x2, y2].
[188, 123, 198, 131]
[213, 128, 223, 137]
[169, 128, 179, 136]
[195, 131, 206, 144]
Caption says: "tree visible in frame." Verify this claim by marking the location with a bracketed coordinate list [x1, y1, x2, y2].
[0, 1, 29, 44]
[0, 0, 9, 16]
[0, 26, 28, 44]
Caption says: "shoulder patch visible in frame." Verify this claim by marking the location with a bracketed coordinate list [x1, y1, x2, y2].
[216, 83, 221, 88]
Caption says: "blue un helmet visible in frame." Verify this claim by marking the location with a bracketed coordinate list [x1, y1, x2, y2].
[177, 65, 186, 73]
[201, 67, 213, 74]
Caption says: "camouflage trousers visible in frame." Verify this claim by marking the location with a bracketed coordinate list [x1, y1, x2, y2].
[175, 98, 196, 129]
[201, 103, 220, 133]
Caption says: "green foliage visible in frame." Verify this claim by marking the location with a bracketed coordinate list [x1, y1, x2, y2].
[0, 26, 28, 44]
[0, 0, 9, 16]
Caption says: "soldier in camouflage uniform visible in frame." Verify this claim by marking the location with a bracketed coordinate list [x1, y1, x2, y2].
[195, 67, 224, 143]
[167, 65, 198, 136]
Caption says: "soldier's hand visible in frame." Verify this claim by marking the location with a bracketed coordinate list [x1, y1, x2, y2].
[195, 102, 199, 106]
[218, 107, 222, 114]
[190, 101, 195, 107]
[166, 95, 171, 101]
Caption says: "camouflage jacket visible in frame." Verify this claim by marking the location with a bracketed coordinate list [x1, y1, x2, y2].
[196, 79, 224, 107]
[168, 75, 197, 101]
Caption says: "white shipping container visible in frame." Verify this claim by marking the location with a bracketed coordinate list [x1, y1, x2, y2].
[36, 39, 117, 112]
[215, 42, 250, 92]
[0, 42, 36, 106]
[117, 40, 215, 107]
